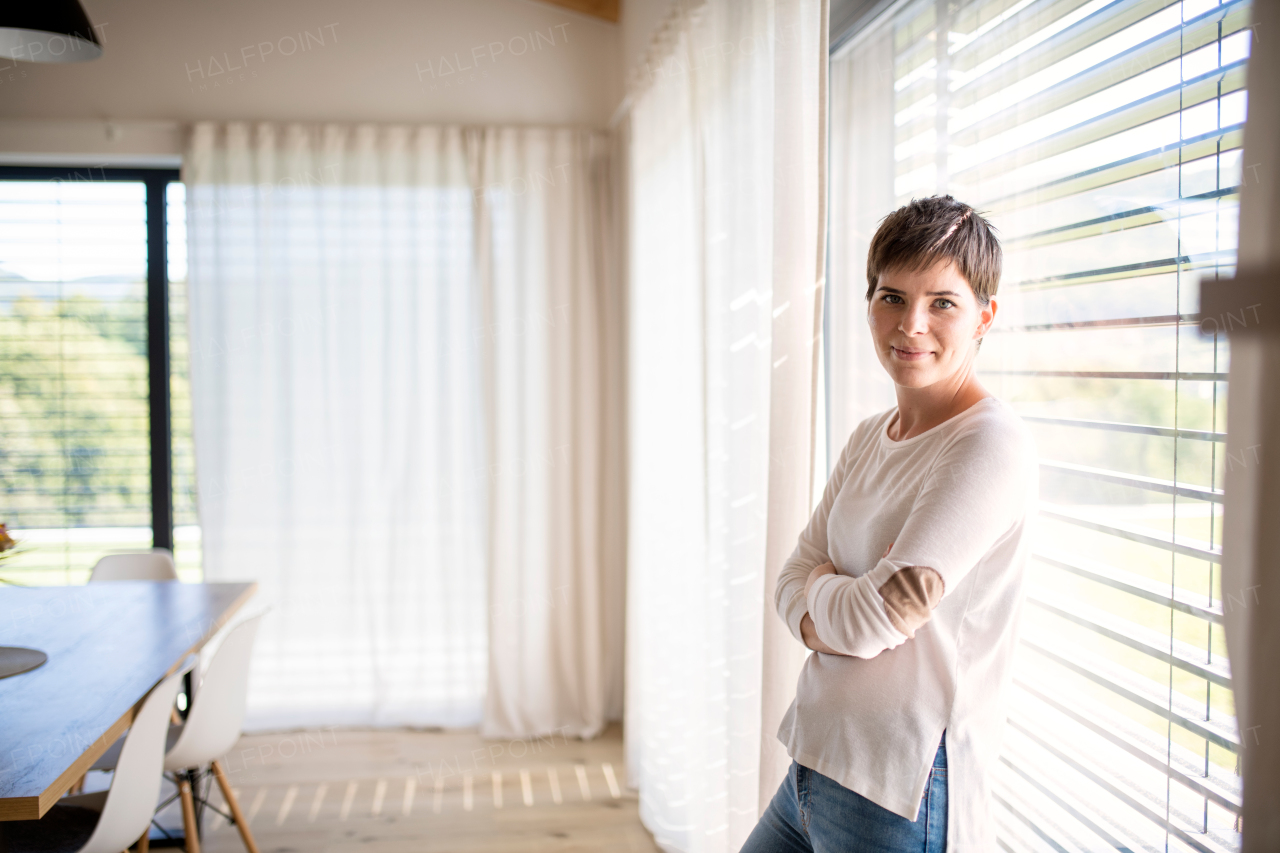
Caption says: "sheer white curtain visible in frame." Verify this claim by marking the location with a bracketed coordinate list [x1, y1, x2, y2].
[826, 27, 896, 450]
[475, 127, 625, 739]
[624, 0, 827, 849]
[186, 122, 623, 734]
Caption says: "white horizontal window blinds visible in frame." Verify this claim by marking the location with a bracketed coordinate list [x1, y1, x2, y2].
[830, 0, 1249, 850]
[0, 180, 154, 581]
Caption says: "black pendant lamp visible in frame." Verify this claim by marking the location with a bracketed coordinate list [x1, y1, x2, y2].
[0, 0, 102, 63]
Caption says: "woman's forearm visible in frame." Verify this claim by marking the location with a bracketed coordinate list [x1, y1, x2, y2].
[800, 612, 846, 655]
[776, 561, 818, 644]
[805, 568, 910, 658]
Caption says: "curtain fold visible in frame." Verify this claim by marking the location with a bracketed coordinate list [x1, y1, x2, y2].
[476, 127, 619, 740]
[624, 0, 827, 849]
[825, 29, 897, 454]
[759, 0, 829, 815]
[186, 122, 624, 736]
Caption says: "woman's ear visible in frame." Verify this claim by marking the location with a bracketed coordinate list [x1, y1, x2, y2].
[976, 296, 998, 339]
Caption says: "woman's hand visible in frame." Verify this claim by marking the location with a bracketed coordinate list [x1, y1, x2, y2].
[804, 561, 837, 599]
[801, 562, 843, 655]
[800, 613, 842, 655]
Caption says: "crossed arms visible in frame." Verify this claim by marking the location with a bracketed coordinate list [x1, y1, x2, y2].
[799, 562, 842, 655]
[776, 426, 1028, 660]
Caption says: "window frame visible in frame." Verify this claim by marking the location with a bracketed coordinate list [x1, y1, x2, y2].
[0, 165, 181, 551]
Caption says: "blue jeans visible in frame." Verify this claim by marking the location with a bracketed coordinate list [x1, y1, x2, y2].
[740, 735, 948, 853]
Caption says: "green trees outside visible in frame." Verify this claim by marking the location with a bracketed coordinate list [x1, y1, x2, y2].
[0, 291, 196, 531]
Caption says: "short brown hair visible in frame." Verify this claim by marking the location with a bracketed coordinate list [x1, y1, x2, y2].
[865, 195, 1001, 304]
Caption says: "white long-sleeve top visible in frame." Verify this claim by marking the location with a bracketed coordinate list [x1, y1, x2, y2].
[775, 397, 1037, 852]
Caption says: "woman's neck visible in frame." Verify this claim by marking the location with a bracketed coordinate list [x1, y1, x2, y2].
[889, 366, 991, 441]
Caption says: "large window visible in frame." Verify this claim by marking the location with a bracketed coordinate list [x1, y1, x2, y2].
[828, 0, 1246, 850]
[0, 167, 199, 582]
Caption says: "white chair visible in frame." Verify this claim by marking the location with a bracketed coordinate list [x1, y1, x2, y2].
[92, 614, 265, 853]
[4, 660, 194, 853]
[165, 613, 264, 853]
[86, 549, 187, 735]
[88, 549, 178, 583]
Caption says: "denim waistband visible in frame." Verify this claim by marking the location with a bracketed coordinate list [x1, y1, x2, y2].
[933, 731, 948, 770]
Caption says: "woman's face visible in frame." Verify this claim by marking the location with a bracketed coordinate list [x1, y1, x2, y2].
[867, 260, 996, 390]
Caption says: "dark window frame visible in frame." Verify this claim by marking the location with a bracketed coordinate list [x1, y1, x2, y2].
[0, 165, 181, 551]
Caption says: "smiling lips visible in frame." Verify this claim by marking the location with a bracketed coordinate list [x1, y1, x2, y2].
[891, 346, 933, 361]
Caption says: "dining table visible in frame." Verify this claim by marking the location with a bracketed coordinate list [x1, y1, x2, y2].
[0, 580, 257, 830]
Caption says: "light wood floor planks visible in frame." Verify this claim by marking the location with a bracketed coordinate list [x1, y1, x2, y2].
[199, 723, 660, 852]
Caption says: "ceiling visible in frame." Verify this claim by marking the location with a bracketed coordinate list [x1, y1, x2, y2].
[534, 0, 621, 23]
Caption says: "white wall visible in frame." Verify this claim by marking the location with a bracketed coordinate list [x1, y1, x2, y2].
[0, 0, 624, 159]
[619, 0, 673, 93]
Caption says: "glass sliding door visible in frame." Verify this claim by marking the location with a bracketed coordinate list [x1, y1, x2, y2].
[0, 167, 197, 582]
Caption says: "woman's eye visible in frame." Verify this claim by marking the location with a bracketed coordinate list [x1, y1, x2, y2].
[935, 299, 954, 309]
[882, 294, 903, 304]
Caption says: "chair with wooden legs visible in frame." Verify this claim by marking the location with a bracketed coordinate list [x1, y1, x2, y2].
[92, 614, 264, 853]
[162, 614, 264, 853]
[3, 659, 194, 853]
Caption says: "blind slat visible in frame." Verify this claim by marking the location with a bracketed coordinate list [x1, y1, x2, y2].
[1022, 414, 1226, 441]
[1040, 505, 1223, 561]
[980, 125, 1244, 212]
[1034, 550, 1225, 622]
[1041, 458, 1223, 501]
[1026, 593, 1231, 684]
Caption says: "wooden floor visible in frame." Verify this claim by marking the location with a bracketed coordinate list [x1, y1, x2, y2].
[193, 723, 661, 853]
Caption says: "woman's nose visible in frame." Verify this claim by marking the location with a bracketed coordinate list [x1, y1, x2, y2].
[898, 303, 930, 335]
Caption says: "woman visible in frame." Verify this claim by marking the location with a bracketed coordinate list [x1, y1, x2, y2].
[741, 196, 1037, 852]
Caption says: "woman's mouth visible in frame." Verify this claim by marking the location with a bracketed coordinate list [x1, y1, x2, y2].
[891, 346, 932, 361]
